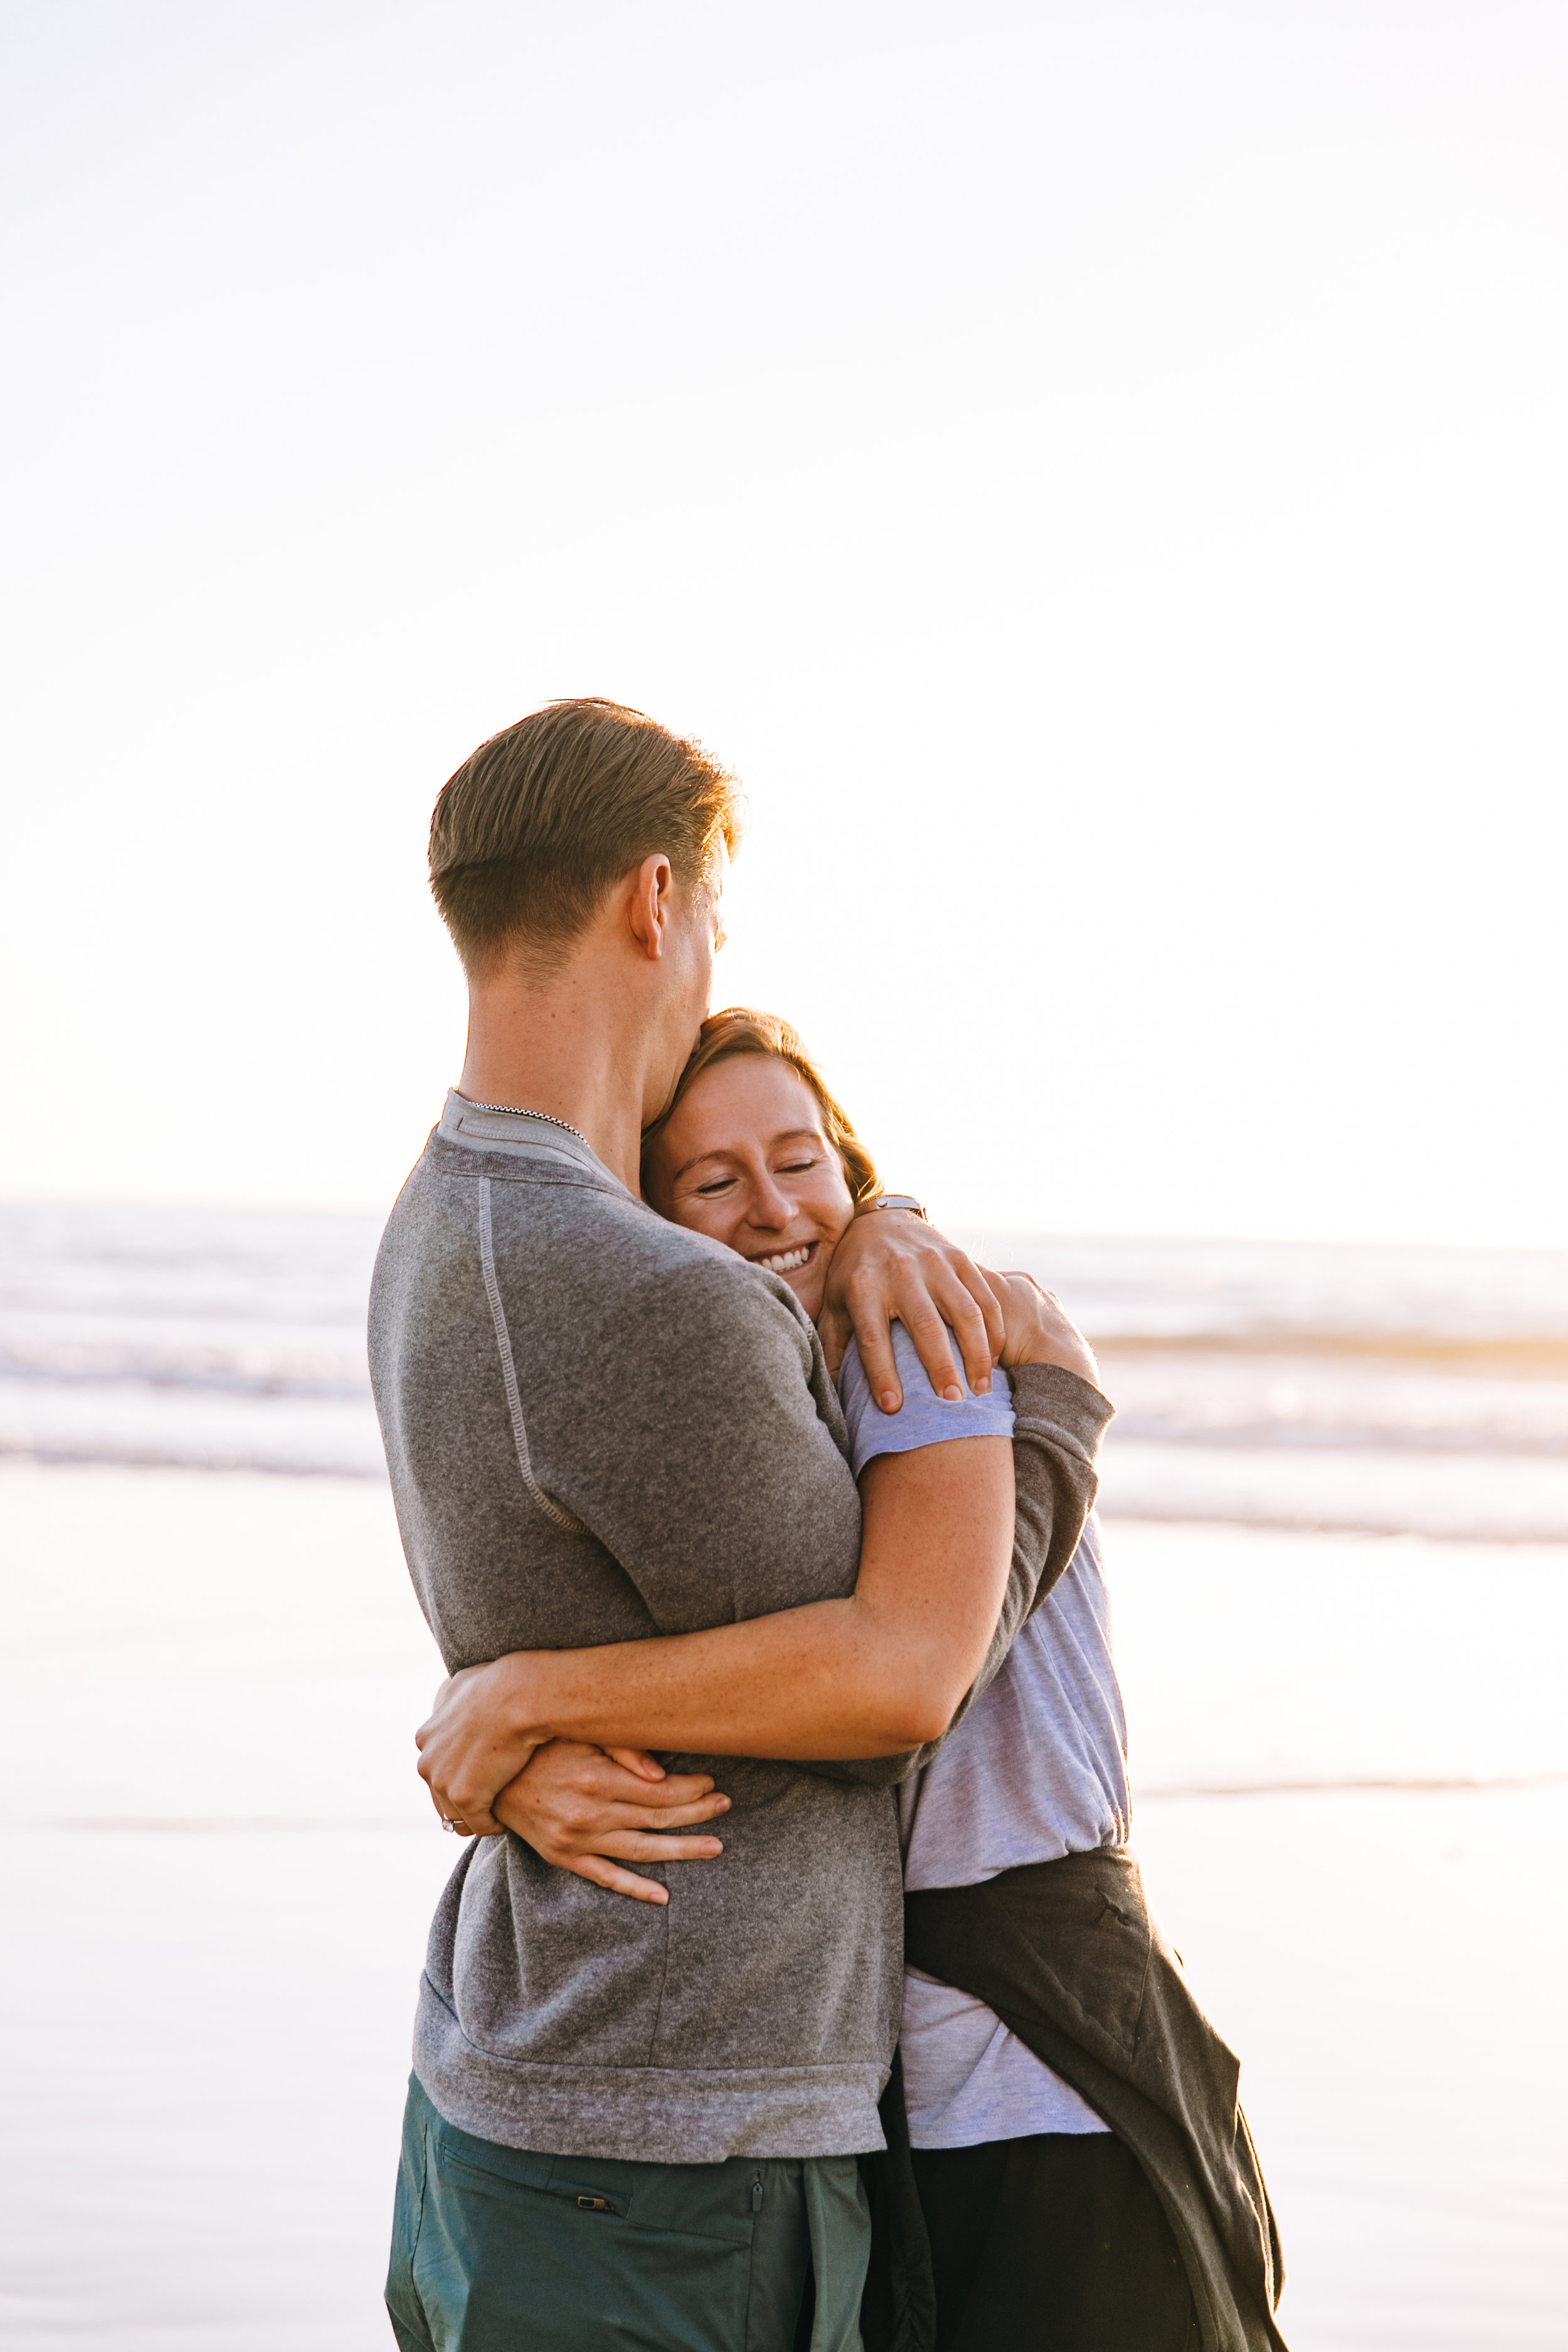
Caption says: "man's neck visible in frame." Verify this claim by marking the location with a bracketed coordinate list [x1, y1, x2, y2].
[457, 964, 649, 1194]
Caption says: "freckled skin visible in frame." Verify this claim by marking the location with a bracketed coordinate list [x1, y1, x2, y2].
[644, 1059, 856, 1322]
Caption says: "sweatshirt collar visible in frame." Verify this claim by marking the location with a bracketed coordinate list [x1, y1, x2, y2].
[437, 1090, 625, 1189]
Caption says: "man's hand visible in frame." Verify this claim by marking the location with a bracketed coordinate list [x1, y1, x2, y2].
[416, 1654, 550, 1836]
[494, 1741, 731, 1904]
[819, 1212, 1007, 1411]
[982, 1269, 1103, 1393]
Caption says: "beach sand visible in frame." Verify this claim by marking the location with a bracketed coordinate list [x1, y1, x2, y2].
[2, 1461, 1565, 2346]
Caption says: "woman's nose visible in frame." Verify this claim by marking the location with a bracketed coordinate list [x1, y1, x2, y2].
[749, 1178, 793, 1229]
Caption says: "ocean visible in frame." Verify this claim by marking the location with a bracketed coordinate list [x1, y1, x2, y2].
[6, 1203, 1568, 1538]
[1, 1203, 1565, 2346]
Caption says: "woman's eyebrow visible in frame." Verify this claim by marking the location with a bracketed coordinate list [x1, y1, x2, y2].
[671, 1128, 824, 1184]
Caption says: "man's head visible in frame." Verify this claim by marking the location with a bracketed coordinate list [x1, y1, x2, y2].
[430, 698, 742, 980]
[432, 699, 742, 1131]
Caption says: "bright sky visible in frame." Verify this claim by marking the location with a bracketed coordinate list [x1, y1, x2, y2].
[4, 1, 1565, 1244]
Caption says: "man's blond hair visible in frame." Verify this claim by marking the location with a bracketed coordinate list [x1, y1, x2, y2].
[429, 698, 743, 973]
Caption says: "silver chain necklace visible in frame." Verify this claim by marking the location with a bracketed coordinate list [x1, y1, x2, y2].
[459, 1095, 592, 1151]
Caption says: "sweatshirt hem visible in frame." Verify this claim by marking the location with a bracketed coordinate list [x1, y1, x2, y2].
[414, 1979, 891, 2163]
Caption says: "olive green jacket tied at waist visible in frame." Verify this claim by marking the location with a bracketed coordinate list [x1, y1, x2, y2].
[863, 1850, 1288, 2352]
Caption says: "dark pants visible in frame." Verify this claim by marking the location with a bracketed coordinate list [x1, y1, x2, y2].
[908, 2132, 1194, 2352]
[387, 2074, 866, 2352]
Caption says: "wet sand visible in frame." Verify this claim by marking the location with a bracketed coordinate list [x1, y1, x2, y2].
[1, 1462, 1565, 2346]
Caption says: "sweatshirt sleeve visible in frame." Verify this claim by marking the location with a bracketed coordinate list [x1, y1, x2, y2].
[809, 1362, 1115, 1786]
[529, 1246, 866, 1633]
[958, 1361, 1115, 1705]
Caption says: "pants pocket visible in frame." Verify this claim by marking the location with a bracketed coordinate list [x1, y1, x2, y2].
[418, 2133, 761, 2351]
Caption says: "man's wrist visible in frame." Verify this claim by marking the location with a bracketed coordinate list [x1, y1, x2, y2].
[1005, 1340, 1099, 1382]
[1010, 1357, 1115, 1425]
[853, 1191, 929, 1221]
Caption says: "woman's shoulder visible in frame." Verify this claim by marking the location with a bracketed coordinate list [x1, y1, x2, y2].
[838, 1323, 1015, 1476]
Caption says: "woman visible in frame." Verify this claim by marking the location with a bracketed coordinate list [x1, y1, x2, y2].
[427, 1011, 1286, 2352]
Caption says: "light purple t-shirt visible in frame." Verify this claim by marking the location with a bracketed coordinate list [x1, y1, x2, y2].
[839, 1323, 1130, 2148]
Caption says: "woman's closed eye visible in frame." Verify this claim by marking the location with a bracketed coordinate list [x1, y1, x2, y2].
[693, 1157, 820, 1198]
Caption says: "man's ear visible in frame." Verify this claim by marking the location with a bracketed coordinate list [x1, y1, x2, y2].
[625, 854, 674, 962]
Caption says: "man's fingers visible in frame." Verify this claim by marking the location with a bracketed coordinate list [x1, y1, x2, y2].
[840, 1268, 904, 1411]
[946, 1257, 1008, 1378]
[908, 1261, 1007, 1395]
[978, 1267, 1102, 1386]
[898, 1303, 965, 1402]
[941, 1289, 994, 1398]
[853, 1321, 904, 1412]
[816, 1296, 851, 1382]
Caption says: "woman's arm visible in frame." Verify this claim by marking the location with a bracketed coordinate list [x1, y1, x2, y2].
[416, 1276, 1103, 1835]
[492, 1739, 734, 1904]
[417, 1431, 1015, 1831]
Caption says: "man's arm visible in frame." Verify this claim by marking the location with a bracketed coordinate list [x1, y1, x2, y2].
[817, 1207, 1007, 1409]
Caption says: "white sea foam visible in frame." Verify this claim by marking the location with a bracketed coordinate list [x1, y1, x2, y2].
[4, 1203, 1567, 1532]
[0, 1201, 382, 1475]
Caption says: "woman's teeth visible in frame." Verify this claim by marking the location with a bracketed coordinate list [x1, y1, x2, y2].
[757, 1244, 812, 1274]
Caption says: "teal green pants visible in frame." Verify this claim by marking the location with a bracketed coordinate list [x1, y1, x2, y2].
[387, 2075, 869, 2352]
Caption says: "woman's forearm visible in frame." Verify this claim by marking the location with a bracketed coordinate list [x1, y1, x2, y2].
[512, 1593, 949, 1761]
[537, 1439, 1012, 1754]
[416, 1438, 1014, 1827]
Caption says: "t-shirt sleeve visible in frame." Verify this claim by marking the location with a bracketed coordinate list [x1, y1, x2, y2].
[810, 1357, 1113, 1789]
[837, 1322, 1015, 1476]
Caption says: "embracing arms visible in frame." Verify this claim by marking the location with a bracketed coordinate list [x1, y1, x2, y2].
[416, 1263, 1112, 1836]
[420, 1429, 1015, 1814]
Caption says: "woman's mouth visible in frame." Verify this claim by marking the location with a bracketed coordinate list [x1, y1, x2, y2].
[751, 1241, 817, 1276]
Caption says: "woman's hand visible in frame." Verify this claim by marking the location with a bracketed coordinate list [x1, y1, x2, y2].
[982, 1269, 1103, 1393]
[416, 1654, 551, 1836]
[818, 1212, 1007, 1411]
[494, 1741, 731, 1904]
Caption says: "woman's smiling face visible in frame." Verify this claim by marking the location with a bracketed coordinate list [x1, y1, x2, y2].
[645, 1052, 857, 1321]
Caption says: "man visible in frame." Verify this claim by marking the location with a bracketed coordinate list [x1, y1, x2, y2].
[369, 699, 1110, 2351]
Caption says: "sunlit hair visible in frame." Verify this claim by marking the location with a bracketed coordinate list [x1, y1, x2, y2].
[642, 1008, 881, 1205]
[430, 697, 743, 976]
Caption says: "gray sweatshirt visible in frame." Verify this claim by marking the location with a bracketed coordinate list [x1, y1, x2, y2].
[368, 1094, 1113, 2164]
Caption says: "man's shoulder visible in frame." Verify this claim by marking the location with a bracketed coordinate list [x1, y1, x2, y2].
[441, 1137, 816, 1350]
[376, 1129, 820, 1372]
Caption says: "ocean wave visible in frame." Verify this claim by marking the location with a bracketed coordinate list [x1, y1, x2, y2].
[6, 1203, 1566, 1532]
[0, 1319, 370, 1400]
